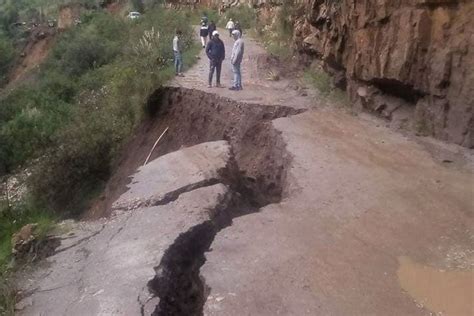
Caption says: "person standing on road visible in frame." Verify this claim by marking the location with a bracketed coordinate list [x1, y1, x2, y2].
[200, 22, 209, 48]
[206, 31, 225, 88]
[173, 29, 184, 77]
[208, 20, 217, 39]
[226, 18, 235, 37]
[229, 30, 244, 91]
[234, 21, 242, 37]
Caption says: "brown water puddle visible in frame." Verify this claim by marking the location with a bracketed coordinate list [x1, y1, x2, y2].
[397, 256, 474, 315]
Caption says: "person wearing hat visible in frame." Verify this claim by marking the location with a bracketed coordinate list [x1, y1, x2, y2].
[206, 30, 226, 88]
[230, 29, 244, 91]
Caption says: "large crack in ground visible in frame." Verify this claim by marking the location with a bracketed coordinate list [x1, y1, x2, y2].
[139, 88, 305, 316]
[87, 88, 304, 220]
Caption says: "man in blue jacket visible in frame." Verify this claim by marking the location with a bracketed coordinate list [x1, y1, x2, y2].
[206, 31, 225, 88]
[230, 30, 244, 91]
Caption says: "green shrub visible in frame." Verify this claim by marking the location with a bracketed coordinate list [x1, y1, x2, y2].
[0, 3, 19, 34]
[29, 109, 120, 214]
[0, 199, 55, 316]
[304, 69, 350, 106]
[304, 69, 331, 96]
[26, 8, 198, 214]
[49, 17, 125, 76]
[0, 88, 71, 173]
[0, 32, 14, 84]
[39, 70, 77, 102]
[266, 42, 292, 60]
[0, 199, 55, 269]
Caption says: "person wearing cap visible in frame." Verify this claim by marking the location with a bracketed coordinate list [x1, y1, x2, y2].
[226, 18, 235, 37]
[230, 29, 244, 91]
[200, 21, 209, 48]
[206, 30, 226, 88]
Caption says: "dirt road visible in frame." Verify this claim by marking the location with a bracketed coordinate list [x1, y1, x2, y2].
[16, 29, 473, 315]
[169, 31, 315, 109]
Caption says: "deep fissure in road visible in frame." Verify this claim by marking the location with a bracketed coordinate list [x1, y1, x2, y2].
[136, 88, 304, 315]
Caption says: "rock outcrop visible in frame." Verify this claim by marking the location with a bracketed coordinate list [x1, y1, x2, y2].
[295, 0, 473, 147]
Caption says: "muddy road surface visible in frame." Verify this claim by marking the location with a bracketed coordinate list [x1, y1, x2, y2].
[15, 30, 473, 316]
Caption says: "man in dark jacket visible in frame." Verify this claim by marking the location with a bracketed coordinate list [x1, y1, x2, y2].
[206, 31, 225, 88]
[208, 21, 217, 39]
[234, 21, 242, 37]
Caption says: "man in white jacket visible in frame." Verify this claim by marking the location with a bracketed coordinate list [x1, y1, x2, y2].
[229, 30, 244, 91]
[226, 18, 235, 37]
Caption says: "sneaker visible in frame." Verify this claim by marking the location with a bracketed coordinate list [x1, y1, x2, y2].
[178, 73, 185, 77]
[208, 84, 212, 88]
[216, 83, 222, 88]
[229, 86, 238, 91]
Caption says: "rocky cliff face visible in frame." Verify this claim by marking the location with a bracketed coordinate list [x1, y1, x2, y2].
[167, 0, 473, 147]
[295, 0, 473, 147]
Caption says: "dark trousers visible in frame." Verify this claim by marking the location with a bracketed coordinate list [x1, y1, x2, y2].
[209, 59, 222, 85]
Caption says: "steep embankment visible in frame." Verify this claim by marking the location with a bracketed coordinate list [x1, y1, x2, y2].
[179, 0, 473, 147]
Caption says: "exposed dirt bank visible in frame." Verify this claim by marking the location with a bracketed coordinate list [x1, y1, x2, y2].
[87, 87, 304, 219]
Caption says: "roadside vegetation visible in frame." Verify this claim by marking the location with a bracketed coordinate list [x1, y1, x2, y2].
[0, 2, 198, 311]
[0, 32, 14, 85]
[304, 68, 350, 106]
[255, 1, 299, 60]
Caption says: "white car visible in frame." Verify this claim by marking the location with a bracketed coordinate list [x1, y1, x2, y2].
[127, 12, 141, 20]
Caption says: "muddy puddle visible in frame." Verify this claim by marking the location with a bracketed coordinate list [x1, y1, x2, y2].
[397, 256, 474, 315]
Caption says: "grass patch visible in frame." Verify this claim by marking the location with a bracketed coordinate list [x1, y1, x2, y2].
[329, 88, 350, 106]
[304, 69, 350, 107]
[0, 201, 55, 269]
[265, 42, 292, 60]
[304, 69, 331, 96]
[0, 199, 55, 316]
